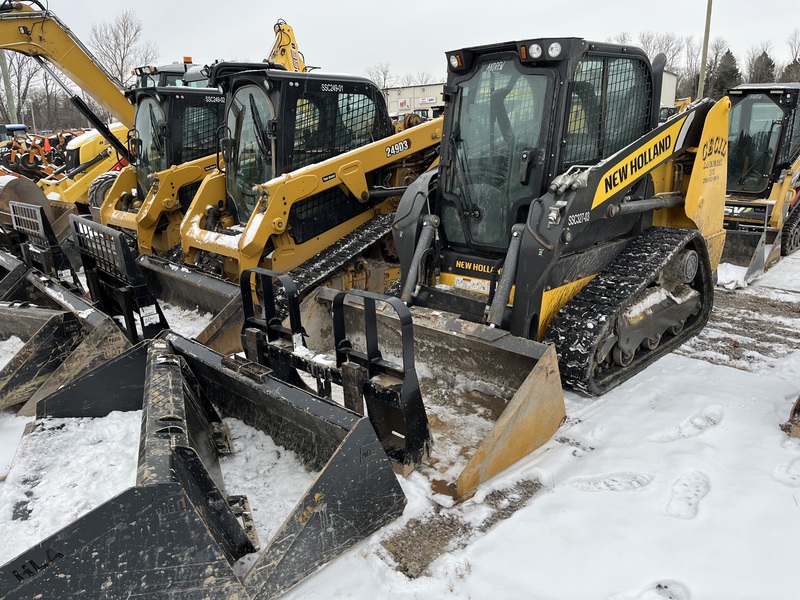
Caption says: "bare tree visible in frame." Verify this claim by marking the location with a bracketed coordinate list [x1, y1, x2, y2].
[414, 71, 436, 85]
[0, 54, 41, 123]
[788, 29, 800, 63]
[677, 35, 702, 98]
[89, 10, 158, 87]
[398, 72, 416, 86]
[609, 32, 633, 45]
[364, 63, 396, 89]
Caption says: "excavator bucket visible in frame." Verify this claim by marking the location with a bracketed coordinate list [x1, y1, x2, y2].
[721, 203, 782, 283]
[240, 269, 566, 501]
[0, 250, 131, 414]
[0, 332, 405, 599]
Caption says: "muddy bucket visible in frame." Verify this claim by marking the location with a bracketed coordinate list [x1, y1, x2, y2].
[0, 332, 405, 599]
[242, 269, 566, 501]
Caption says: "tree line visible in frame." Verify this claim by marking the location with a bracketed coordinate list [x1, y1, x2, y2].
[611, 29, 800, 100]
[365, 29, 800, 102]
[0, 10, 157, 131]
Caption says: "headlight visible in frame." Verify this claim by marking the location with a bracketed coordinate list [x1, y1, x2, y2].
[548, 42, 562, 58]
[529, 44, 543, 59]
[449, 55, 460, 69]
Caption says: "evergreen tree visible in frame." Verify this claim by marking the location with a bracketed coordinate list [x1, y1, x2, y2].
[706, 50, 742, 99]
[780, 58, 800, 82]
[749, 50, 776, 83]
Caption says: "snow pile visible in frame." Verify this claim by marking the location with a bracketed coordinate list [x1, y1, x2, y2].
[0, 335, 25, 371]
[716, 262, 748, 289]
[0, 411, 141, 565]
[159, 302, 215, 339]
[220, 416, 318, 559]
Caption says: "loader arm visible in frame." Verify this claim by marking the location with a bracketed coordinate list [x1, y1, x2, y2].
[0, 2, 134, 127]
[101, 153, 218, 254]
[180, 116, 443, 274]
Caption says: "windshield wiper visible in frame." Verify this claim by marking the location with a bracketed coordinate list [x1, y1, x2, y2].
[148, 105, 163, 154]
[448, 134, 477, 246]
[248, 95, 271, 159]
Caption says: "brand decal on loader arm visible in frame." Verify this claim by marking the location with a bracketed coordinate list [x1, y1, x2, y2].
[593, 116, 687, 209]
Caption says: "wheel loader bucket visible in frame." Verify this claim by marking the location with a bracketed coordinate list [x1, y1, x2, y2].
[720, 228, 781, 284]
[0, 333, 405, 599]
[0, 250, 131, 414]
[241, 271, 566, 501]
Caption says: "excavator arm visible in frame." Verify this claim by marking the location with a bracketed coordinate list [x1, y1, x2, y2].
[0, 1, 133, 127]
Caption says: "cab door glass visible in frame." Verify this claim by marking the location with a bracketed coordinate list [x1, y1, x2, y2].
[226, 85, 274, 216]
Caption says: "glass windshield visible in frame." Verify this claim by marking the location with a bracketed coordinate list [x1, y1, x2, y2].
[226, 85, 274, 217]
[134, 96, 167, 193]
[442, 60, 550, 251]
[728, 93, 784, 194]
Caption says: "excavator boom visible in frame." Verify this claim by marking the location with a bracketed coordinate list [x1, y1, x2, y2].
[0, 2, 133, 127]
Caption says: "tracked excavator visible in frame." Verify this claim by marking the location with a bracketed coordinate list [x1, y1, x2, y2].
[720, 83, 800, 283]
[243, 37, 730, 500]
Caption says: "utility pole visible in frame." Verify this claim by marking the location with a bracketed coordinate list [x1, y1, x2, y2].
[0, 51, 17, 122]
[697, 0, 713, 98]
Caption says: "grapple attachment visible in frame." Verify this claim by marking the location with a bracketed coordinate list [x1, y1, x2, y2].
[240, 268, 431, 471]
[10, 201, 83, 293]
[68, 214, 243, 354]
[69, 214, 168, 343]
[243, 270, 566, 501]
[0, 332, 406, 599]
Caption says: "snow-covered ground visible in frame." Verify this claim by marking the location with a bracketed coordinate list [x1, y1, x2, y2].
[0, 256, 799, 599]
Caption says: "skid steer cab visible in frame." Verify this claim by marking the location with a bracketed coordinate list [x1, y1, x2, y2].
[721, 83, 800, 282]
[97, 82, 227, 255]
[252, 37, 729, 499]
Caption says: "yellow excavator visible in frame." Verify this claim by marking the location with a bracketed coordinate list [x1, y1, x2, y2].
[0, 0, 134, 206]
[721, 83, 800, 282]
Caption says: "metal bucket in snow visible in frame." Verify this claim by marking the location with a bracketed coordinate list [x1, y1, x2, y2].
[0, 332, 405, 599]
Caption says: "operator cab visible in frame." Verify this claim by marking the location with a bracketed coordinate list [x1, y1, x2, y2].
[210, 63, 394, 241]
[726, 83, 800, 197]
[438, 38, 657, 255]
[127, 82, 225, 211]
[131, 57, 207, 88]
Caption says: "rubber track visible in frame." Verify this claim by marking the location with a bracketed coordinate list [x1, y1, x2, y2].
[545, 226, 712, 396]
[781, 205, 800, 256]
[287, 211, 394, 296]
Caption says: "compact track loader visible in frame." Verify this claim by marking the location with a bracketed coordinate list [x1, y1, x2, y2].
[96, 20, 308, 257]
[721, 83, 800, 282]
[247, 38, 730, 500]
[73, 60, 441, 354]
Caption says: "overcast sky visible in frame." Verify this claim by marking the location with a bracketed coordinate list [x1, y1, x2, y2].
[57, 0, 798, 81]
